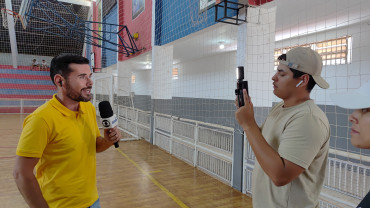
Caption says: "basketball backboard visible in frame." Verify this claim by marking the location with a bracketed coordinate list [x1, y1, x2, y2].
[18, 0, 33, 28]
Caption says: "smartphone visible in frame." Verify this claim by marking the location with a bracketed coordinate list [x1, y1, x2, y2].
[235, 66, 249, 106]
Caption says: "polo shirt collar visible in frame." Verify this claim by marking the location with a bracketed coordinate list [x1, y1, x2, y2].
[50, 94, 86, 117]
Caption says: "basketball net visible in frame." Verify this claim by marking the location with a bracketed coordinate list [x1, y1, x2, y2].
[1, 8, 26, 29]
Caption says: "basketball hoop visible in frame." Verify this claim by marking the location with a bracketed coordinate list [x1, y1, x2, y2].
[1, 8, 26, 29]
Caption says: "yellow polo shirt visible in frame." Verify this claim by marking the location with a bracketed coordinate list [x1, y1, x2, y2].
[16, 94, 101, 208]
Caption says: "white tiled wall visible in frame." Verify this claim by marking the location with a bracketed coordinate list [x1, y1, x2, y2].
[127, 0, 370, 109]
[275, 0, 370, 106]
[172, 51, 236, 100]
[131, 70, 151, 96]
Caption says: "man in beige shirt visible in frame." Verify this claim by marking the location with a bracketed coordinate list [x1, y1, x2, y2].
[235, 47, 330, 207]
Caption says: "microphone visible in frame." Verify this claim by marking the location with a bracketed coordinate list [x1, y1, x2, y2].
[98, 101, 119, 148]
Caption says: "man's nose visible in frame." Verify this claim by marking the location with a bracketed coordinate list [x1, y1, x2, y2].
[272, 73, 277, 81]
[349, 110, 360, 124]
[87, 77, 93, 86]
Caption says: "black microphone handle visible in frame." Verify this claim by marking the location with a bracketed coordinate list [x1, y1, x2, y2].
[103, 126, 119, 148]
[108, 127, 119, 148]
[114, 140, 119, 148]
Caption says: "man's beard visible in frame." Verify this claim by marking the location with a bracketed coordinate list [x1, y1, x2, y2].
[65, 80, 92, 102]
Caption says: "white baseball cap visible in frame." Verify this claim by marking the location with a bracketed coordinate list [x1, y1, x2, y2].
[331, 81, 370, 109]
[279, 47, 329, 89]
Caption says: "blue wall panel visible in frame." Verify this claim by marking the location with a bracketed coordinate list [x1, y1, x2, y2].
[155, 0, 238, 45]
[102, 4, 118, 68]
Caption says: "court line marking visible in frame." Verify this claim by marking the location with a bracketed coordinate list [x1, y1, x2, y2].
[116, 148, 189, 208]
[148, 170, 162, 173]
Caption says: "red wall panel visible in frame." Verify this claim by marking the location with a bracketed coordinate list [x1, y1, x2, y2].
[118, 0, 152, 61]
[248, 0, 273, 6]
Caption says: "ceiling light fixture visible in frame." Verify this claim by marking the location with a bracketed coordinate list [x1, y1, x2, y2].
[219, 43, 225, 49]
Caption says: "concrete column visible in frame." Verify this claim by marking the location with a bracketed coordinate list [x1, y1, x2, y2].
[150, 45, 173, 144]
[232, 22, 248, 192]
[117, 61, 132, 107]
[151, 45, 173, 99]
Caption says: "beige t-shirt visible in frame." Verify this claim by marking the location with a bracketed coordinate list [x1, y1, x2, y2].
[252, 100, 330, 208]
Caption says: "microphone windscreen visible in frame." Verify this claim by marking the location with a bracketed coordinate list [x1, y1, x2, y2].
[98, 101, 113, 118]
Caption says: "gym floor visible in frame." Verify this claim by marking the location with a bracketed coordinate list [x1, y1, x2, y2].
[0, 114, 252, 208]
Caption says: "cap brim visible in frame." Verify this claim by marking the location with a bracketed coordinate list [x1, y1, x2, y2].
[331, 92, 370, 109]
[312, 75, 329, 89]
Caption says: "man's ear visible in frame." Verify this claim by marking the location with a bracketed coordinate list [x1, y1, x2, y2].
[300, 74, 310, 86]
[54, 75, 64, 87]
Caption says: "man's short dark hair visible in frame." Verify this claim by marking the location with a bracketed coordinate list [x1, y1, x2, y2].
[50, 54, 89, 85]
[278, 54, 316, 92]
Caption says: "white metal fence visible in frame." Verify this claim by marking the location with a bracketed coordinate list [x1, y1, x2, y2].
[322, 157, 370, 207]
[318, 200, 341, 208]
[102, 106, 234, 184]
[117, 105, 151, 142]
[153, 113, 234, 185]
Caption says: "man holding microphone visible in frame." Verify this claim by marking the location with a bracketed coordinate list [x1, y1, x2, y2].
[13, 54, 121, 208]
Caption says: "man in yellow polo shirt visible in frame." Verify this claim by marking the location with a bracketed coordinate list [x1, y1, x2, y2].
[13, 54, 121, 208]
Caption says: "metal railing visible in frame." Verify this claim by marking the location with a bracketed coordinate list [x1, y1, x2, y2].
[153, 112, 234, 185]
[116, 107, 234, 184]
[117, 105, 151, 142]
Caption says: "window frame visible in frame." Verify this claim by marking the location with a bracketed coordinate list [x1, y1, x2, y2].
[274, 36, 352, 68]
